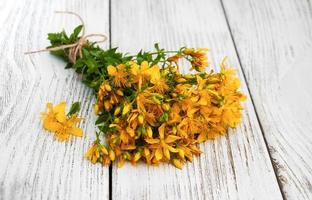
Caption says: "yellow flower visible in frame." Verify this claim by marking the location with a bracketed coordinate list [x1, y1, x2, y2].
[82, 53, 245, 169]
[85, 143, 101, 164]
[41, 102, 83, 142]
[145, 123, 180, 161]
[150, 77, 169, 93]
[176, 144, 201, 162]
[189, 48, 209, 72]
[130, 61, 159, 90]
[107, 64, 128, 87]
[168, 103, 182, 125]
[54, 114, 83, 141]
[135, 92, 162, 126]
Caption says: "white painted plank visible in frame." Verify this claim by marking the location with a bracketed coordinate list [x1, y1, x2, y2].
[0, 0, 110, 199]
[222, 0, 312, 199]
[111, 0, 283, 199]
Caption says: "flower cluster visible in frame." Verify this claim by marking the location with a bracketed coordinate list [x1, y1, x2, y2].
[85, 48, 246, 169]
[41, 102, 83, 141]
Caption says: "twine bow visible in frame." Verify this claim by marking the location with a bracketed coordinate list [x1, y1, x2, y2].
[25, 11, 107, 64]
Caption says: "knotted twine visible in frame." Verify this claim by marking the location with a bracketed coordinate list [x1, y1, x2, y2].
[25, 11, 107, 64]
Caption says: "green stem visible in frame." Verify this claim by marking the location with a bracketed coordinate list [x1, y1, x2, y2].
[131, 50, 179, 57]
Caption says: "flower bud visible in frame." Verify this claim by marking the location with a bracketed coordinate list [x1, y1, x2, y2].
[172, 126, 177, 134]
[114, 106, 121, 116]
[146, 126, 153, 138]
[116, 89, 124, 96]
[177, 148, 185, 159]
[104, 84, 112, 92]
[104, 101, 112, 111]
[162, 103, 170, 111]
[114, 118, 120, 123]
[109, 150, 115, 161]
[109, 123, 117, 128]
[138, 114, 144, 124]
[101, 146, 108, 155]
[177, 78, 186, 83]
[122, 103, 131, 116]
[172, 158, 183, 169]
[183, 48, 194, 55]
[126, 127, 135, 137]
[184, 74, 193, 79]
[133, 152, 142, 162]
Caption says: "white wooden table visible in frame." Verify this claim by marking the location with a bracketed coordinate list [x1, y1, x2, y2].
[0, 0, 311, 199]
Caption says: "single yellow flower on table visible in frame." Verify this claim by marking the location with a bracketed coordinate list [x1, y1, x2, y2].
[41, 102, 83, 142]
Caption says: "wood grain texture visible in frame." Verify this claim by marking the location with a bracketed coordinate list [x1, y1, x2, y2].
[111, 0, 283, 199]
[0, 0, 110, 199]
[222, 0, 312, 199]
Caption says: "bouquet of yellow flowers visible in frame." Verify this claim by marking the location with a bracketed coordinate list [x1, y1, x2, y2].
[32, 12, 246, 169]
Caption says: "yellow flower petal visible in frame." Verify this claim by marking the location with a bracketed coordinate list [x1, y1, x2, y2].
[43, 120, 61, 132]
[107, 65, 117, 75]
[144, 148, 150, 157]
[101, 146, 108, 155]
[130, 63, 139, 75]
[133, 152, 142, 162]
[148, 65, 161, 83]
[118, 157, 125, 168]
[172, 159, 183, 169]
[126, 127, 135, 137]
[163, 147, 170, 160]
[55, 132, 70, 142]
[68, 127, 83, 137]
[197, 132, 206, 143]
[85, 145, 96, 159]
[145, 138, 160, 144]
[165, 135, 181, 143]
[177, 148, 185, 159]
[53, 102, 66, 123]
[122, 103, 131, 116]
[155, 148, 163, 161]
[146, 126, 153, 138]
[167, 145, 178, 153]
[158, 123, 166, 139]
[140, 61, 149, 70]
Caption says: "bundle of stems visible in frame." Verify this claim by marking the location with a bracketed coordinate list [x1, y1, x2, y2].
[31, 13, 246, 169]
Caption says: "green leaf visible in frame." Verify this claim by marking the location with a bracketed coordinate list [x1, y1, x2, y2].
[95, 112, 110, 125]
[67, 102, 81, 116]
[69, 25, 83, 42]
[65, 63, 73, 69]
[48, 30, 69, 45]
[98, 125, 116, 134]
[154, 43, 160, 51]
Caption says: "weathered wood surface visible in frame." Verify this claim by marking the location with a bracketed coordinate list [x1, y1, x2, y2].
[0, 0, 110, 199]
[222, 0, 312, 199]
[111, 0, 282, 199]
[1, 0, 311, 199]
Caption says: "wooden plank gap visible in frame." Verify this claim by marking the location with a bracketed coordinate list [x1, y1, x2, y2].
[219, 0, 286, 199]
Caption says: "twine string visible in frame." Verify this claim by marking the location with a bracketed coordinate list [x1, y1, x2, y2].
[25, 11, 107, 64]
